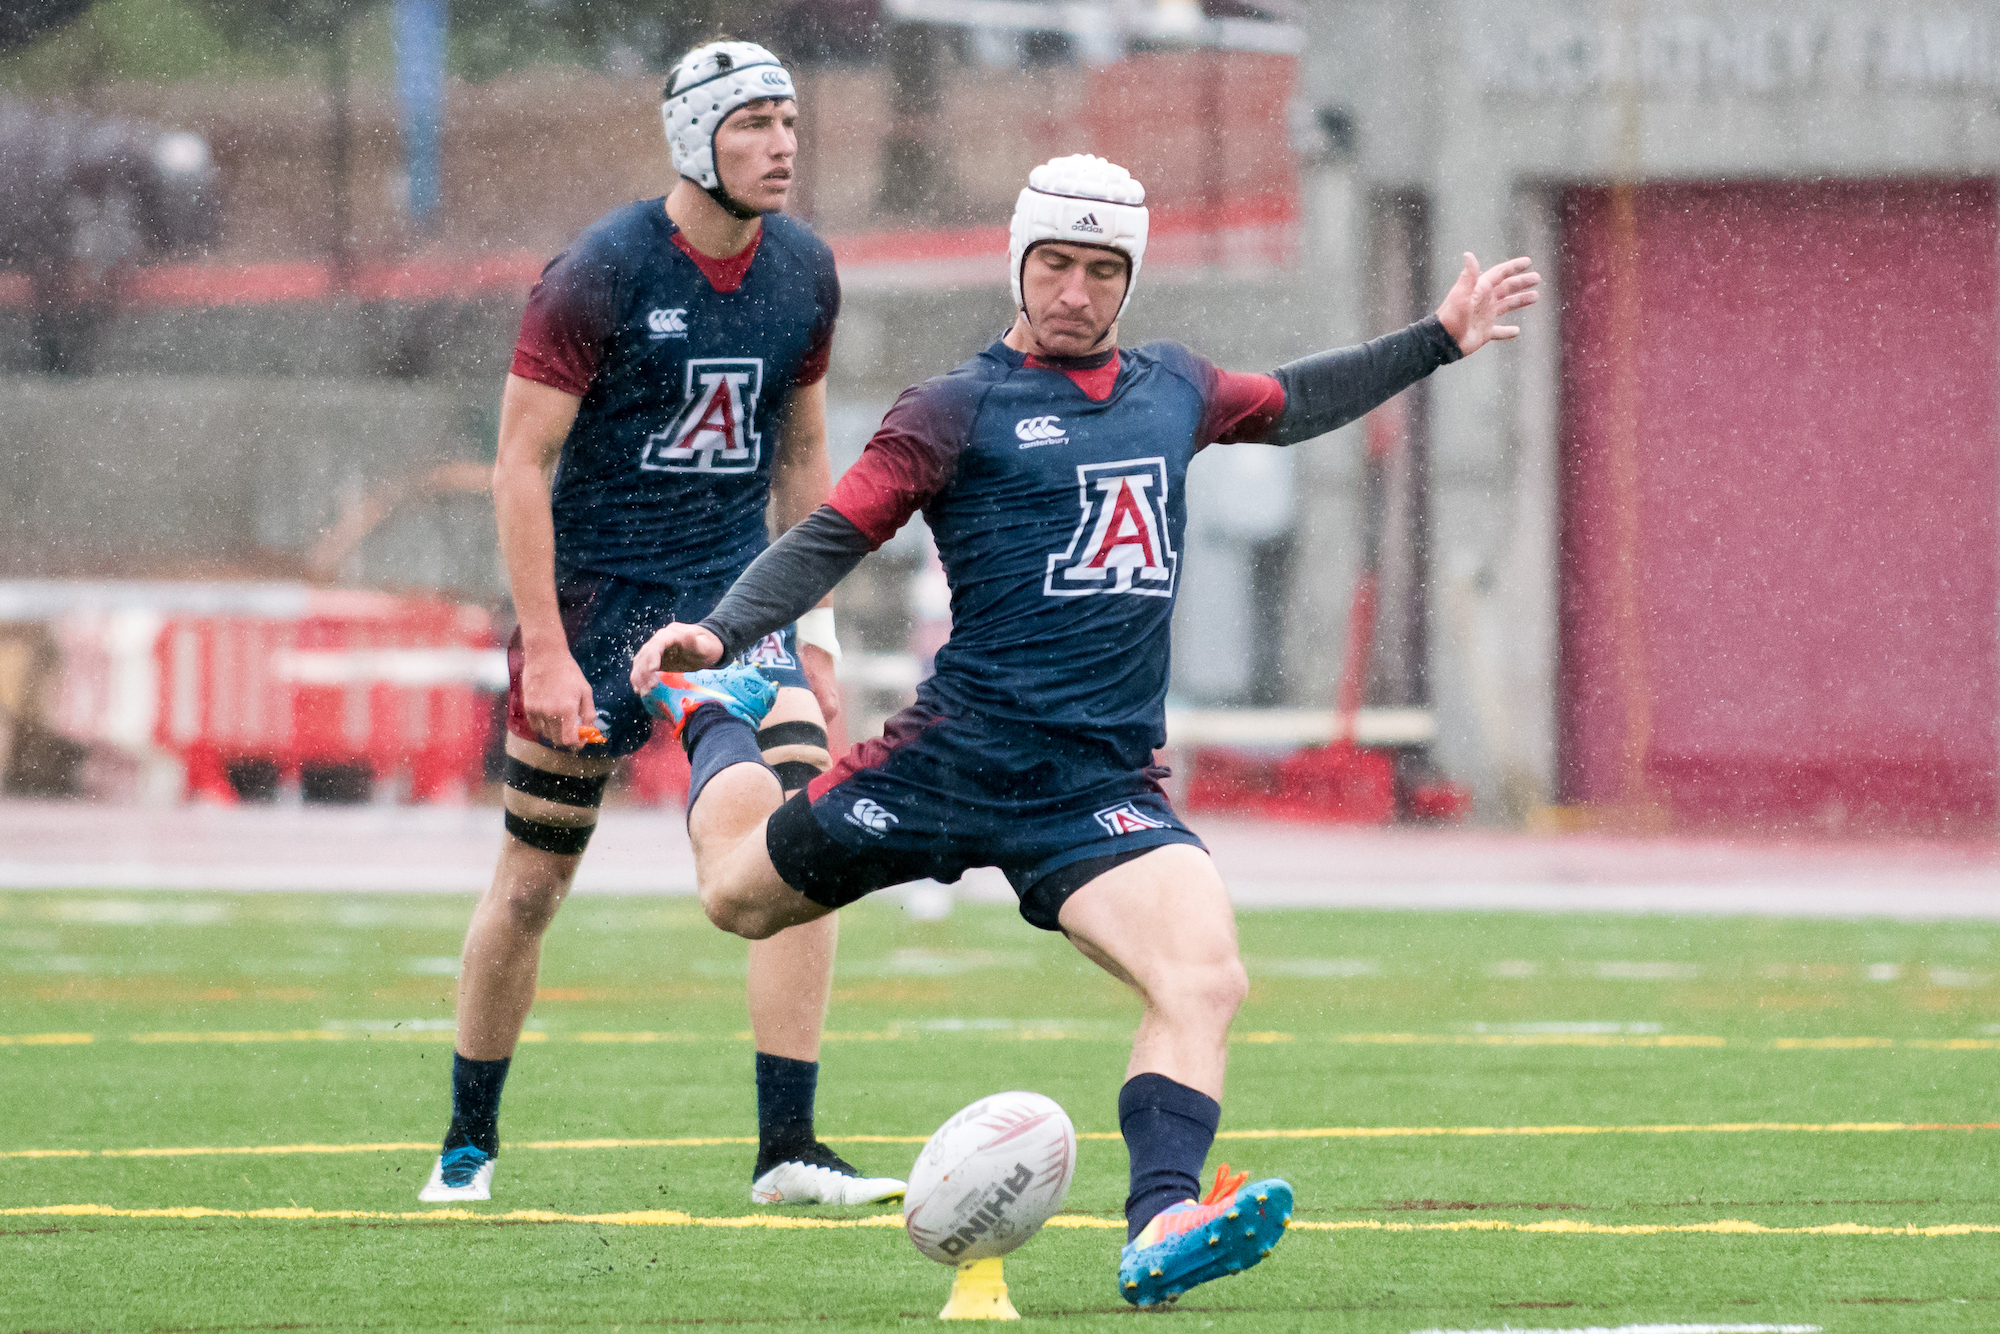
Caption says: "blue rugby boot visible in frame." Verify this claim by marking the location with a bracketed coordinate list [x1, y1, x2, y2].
[1117, 1165, 1292, 1308]
[643, 664, 778, 740]
[419, 1144, 494, 1202]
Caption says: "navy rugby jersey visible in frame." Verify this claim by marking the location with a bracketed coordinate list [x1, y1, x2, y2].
[510, 200, 839, 586]
[825, 340, 1283, 766]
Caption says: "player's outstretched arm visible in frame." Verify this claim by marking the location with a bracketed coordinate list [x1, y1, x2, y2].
[1243, 252, 1540, 448]
[1433, 253, 1540, 357]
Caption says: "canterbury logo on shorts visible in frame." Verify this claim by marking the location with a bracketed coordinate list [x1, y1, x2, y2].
[845, 797, 898, 835]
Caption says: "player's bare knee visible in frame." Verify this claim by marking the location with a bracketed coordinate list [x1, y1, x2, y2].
[1150, 954, 1247, 1030]
[499, 878, 569, 936]
[696, 870, 777, 940]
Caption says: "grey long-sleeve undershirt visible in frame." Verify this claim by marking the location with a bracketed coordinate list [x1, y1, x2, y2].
[698, 508, 872, 662]
[1268, 313, 1462, 445]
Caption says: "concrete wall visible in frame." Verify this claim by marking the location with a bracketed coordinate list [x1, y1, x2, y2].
[1301, 0, 2000, 817]
[0, 375, 500, 595]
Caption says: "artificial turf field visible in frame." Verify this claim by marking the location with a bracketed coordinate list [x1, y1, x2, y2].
[3, 888, 1997, 1332]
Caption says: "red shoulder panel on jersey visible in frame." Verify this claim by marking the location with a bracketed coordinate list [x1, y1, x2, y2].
[1203, 369, 1286, 446]
[510, 259, 605, 397]
[826, 385, 971, 547]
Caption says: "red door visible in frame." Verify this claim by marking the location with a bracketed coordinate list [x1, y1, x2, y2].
[1560, 180, 1999, 832]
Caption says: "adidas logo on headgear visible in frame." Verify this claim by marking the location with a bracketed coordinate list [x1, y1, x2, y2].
[1010, 154, 1150, 320]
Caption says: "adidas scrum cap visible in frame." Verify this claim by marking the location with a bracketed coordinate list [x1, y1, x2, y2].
[662, 41, 796, 219]
[1009, 155, 1149, 320]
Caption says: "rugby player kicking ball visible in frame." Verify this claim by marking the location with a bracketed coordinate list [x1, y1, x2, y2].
[630, 155, 1539, 1304]
[421, 40, 901, 1210]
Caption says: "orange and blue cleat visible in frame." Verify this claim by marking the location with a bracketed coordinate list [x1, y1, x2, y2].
[642, 664, 777, 739]
[1117, 1164, 1292, 1308]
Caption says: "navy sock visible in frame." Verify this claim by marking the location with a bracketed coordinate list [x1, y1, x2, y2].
[754, 1052, 819, 1161]
[1119, 1072, 1220, 1241]
[683, 705, 769, 812]
[444, 1052, 510, 1157]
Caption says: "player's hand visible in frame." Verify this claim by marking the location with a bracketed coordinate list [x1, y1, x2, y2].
[521, 648, 597, 750]
[1435, 253, 1540, 357]
[629, 622, 724, 695]
[800, 643, 841, 725]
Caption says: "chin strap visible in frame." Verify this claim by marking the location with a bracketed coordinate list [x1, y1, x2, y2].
[705, 183, 764, 222]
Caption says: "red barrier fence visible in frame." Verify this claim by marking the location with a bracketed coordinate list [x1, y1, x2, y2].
[154, 592, 499, 804]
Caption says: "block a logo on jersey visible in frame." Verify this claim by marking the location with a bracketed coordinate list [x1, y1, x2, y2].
[742, 631, 796, 670]
[1044, 458, 1178, 599]
[641, 358, 764, 474]
[1094, 801, 1169, 836]
[646, 308, 689, 339]
[845, 797, 899, 837]
[1015, 415, 1067, 448]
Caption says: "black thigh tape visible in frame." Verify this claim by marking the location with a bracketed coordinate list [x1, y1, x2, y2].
[504, 757, 608, 809]
[758, 721, 828, 751]
[504, 810, 595, 856]
[770, 760, 822, 792]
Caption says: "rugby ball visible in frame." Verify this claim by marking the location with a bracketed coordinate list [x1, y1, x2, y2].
[903, 1091, 1077, 1265]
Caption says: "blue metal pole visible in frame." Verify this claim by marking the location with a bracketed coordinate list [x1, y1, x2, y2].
[393, 0, 448, 236]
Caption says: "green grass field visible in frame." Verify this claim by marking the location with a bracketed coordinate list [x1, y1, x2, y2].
[4, 887, 1998, 1332]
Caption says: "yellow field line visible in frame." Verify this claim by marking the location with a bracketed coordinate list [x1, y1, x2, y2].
[10, 1120, 1999, 1161]
[4, 1204, 1997, 1238]
[6, 1030, 2000, 1050]
[1337, 1033, 1726, 1048]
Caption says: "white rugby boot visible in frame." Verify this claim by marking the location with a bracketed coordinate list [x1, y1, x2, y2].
[418, 1145, 495, 1202]
[751, 1141, 905, 1206]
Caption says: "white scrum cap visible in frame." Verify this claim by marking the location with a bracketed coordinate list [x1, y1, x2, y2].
[1009, 154, 1149, 320]
[661, 41, 796, 195]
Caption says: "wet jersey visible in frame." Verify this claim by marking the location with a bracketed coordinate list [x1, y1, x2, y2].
[510, 199, 839, 586]
[826, 339, 1283, 767]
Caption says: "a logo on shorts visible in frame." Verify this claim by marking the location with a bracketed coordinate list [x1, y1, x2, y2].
[1094, 801, 1167, 836]
[1015, 415, 1067, 448]
[646, 308, 688, 338]
[1045, 458, 1177, 599]
[640, 358, 764, 474]
[846, 798, 899, 836]
[742, 632, 796, 671]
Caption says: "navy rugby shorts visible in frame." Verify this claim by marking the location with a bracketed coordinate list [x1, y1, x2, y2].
[506, 571, 809, 758]
[765, 701, 1205, 931]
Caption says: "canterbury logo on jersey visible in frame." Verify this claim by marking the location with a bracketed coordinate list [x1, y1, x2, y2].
[640, 358, 764, 474]
[1044, 458, 1178, 599]
[1095, 801, 1168, 836]
[1015, 415, 1067, 447]
[646, 308, 688, 338]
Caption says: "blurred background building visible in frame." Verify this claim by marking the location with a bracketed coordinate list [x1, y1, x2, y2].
[0, 0, 1994, 837]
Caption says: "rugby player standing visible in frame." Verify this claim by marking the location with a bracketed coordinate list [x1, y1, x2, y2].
[629, 155, 1538, 1303]
[420, 41, 902, 1209]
